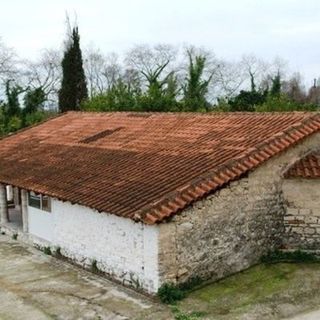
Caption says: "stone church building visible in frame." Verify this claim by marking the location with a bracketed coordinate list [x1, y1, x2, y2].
[0, 111, 320, 293]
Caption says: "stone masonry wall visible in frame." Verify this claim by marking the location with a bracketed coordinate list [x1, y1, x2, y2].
[158, 132, 320, 286]
[283, 179, 320, 250]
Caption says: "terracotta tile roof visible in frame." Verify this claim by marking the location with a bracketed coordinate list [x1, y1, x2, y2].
[0, 111, 320, 224]
[284, 151, 320, 178]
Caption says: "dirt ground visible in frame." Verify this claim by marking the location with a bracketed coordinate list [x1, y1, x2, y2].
[1, 234, 320, 320]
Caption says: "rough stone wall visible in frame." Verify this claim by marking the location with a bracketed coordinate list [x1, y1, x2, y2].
[283, 179, 320, 250]
[158, 132, 320, 286]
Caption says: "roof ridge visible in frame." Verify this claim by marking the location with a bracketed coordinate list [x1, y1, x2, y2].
[68, 110, 320, 116]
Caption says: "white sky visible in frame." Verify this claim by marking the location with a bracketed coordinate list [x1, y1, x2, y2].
[1, 0, 320, 86]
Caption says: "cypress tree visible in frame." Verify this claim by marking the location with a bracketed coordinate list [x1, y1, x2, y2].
[58, 27, 88, 112]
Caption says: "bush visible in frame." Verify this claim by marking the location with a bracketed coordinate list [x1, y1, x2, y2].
[91, 259, 99, 273]
[261, 249, 318, 264]
[43, 246, 52, 255]
[54, 247, 62, 258]
[12, 233, 18, 240]
[157, 283, 185, 304]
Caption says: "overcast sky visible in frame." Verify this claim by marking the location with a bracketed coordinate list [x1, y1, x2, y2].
[1, 0, 320, 86]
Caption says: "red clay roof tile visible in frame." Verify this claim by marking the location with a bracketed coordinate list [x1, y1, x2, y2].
[0, 111, 320, 223]
[284, 150, 320, 179]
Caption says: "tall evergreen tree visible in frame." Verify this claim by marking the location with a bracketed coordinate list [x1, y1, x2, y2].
[58, 26, 88, 112]
[270, 72, 281, 97]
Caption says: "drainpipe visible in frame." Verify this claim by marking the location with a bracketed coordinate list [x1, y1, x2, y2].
[0, 184, 9, 224]
[21, 189, 28, 233]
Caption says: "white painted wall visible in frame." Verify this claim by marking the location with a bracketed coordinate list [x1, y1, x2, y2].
[28, 198, 159, 293]
[28, 206, 54, 242]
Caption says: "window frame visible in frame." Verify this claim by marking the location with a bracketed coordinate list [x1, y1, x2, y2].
[28, 192, 51, 212]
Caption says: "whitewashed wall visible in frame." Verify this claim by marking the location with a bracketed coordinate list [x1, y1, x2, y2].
[28, 206, 54, 242]
[28, 199, 159, 293]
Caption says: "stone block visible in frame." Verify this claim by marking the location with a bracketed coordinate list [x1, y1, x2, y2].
[300, 208, 312, 215]
[286, 208, 299, 216]
[312, 209, 320, 217]
[305, 216, 318, 224]
[291, 227, 304, 234]
[304, 227, 316, 235]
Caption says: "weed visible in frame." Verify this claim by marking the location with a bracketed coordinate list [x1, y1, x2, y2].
[55, 247, 62, 258]
[43, 246, 52, 255]
[91, 259, 99, 273]
[12, 233, 18, 240]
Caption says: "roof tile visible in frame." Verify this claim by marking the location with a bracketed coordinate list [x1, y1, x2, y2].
[0, 111, 319, 223]
[284, 150, 320, 179]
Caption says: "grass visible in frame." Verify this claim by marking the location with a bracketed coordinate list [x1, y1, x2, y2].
[177, 263, 320, 319]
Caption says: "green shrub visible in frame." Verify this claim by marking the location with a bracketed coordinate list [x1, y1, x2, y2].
[91, 259, 99, 273]
[157, 283, 185, 304]
[12, 233, 18, 240]
[54, 247, 62, 258]
[43, 246, 52, 255]
[261, 249, 318, 264]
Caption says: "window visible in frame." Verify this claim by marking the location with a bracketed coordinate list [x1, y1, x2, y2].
[28, 192, 51, 212]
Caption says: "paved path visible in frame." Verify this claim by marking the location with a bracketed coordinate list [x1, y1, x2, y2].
[0, 235, 171, 320]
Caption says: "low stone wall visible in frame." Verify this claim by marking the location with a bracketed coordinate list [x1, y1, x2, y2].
[158, 132, 320, 286]
[283, 179, 320, 250]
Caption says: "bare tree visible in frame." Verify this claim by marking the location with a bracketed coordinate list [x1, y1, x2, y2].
[125, 44, 177, 91]
[240, 54, 269, 91]
[259, 56, 288, 91]
[84, 47, 125, 97]
[102, 52, 122, 89]
[282, 72, 307, 103]
[214, 60, 246, 98]
[0, 38, 19, 102]
[84, 47, 107, 97]
[22, 49, 61, 105]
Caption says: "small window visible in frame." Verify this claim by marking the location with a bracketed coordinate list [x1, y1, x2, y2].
[28, 192, 51, 212]
[41, 195, 51, 212]
[29, 192, 41, 209]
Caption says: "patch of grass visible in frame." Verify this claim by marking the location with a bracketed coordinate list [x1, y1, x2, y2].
[192, 264, 297, 305]
[12, 233, 18, 240]
[43, 246, 52, 255]
[171, 306, 204, 320]
[261, 249, 319, 264]
[177, 263, 320, 319]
